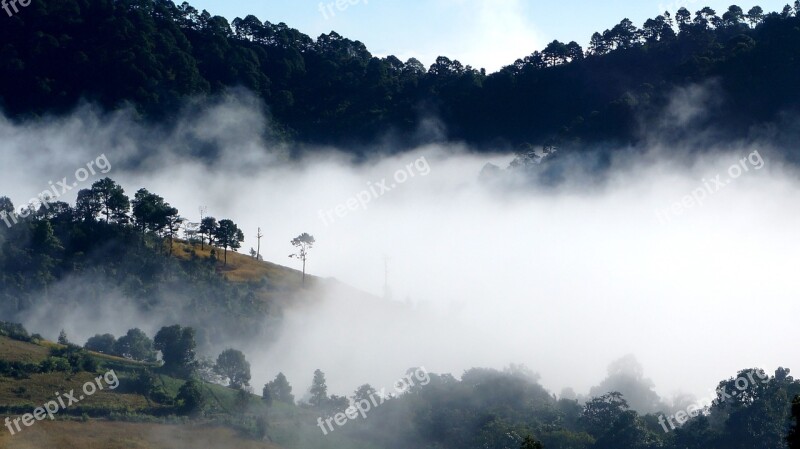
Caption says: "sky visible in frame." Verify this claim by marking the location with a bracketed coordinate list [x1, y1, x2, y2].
[188, 0, 792, 72]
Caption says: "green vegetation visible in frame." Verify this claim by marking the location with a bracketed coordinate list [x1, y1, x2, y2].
[0, 177, 312, 351]
[214, 348, 251, 390]
[1, 1, 800, 447]
[2, 319, 800, 449]
[0, 1, 799, 152]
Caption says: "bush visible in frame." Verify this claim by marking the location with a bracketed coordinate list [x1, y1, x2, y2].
[0, 322, 31, 342]
[39, 357, 71, 373]
[176, 379, 205, 416]
[85, 334, 116, 354]
[0, 360, 40, 378]
[50, 346, 98, 373]
[131, 370, 172, 405]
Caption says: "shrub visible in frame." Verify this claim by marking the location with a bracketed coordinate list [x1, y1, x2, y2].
[39, 357, 71, 373]
[0, 322, 31, 342]
[176, 379, 205, 416]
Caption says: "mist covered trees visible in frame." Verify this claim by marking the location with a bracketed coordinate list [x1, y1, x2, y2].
[214, 348, 251, 389]
[289, 233, 315, 286]
[115, 328, 157, 362]
[0, 177, 296, 360]
[589, 355, 664, 414]
[154, 324, 197, 377]
[264, 372, 294, 404]
[83, 328, 156, 361]
[57, 329, 69, 345]
[85, 333, 116, 354]
[309, 368, 328, 407]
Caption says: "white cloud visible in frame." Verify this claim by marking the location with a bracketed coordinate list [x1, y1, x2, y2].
[389, 0, 545, 72]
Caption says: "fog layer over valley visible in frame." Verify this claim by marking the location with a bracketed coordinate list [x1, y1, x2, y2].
[1, 92, 799, 410]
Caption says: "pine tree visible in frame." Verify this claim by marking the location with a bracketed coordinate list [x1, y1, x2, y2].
[310, 369, 328, 407]
[58, 329, 69, 345]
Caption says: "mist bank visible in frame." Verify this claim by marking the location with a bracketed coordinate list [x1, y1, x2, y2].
[0, 91, 798, 406]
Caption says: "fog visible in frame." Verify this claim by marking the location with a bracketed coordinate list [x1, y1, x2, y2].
[1, 90, 799, 409]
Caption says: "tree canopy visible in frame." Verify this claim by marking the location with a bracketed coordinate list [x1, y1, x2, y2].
[0, 1, 798, 153]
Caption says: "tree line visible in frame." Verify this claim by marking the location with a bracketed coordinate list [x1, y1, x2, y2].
[1, 1, 800, 152]
[5, 318, 800, 448]
[0, 179, 291, 354]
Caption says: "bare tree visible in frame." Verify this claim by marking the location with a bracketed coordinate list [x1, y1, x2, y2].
[289, 233, 315, 286]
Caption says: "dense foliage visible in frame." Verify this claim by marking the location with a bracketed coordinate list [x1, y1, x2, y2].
[0, 178, 271, 350]
[310, 366, 800, 449]
[1, 1, 799, 151]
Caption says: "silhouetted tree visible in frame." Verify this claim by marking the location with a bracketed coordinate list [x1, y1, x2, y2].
[722, 5, 746, 27]
[215, 219, 244, 265]
[91, 178, 129, 224]
[199, 216, 218, 250]
[289, 233, 315, 285]
[75, 189, 101, 222]
[748, 6, 765, 26]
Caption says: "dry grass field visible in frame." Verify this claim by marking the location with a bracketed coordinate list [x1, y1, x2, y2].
[0, 370, 150, 411]
[171, 241, 312, 287]
[0, 338, 50, 364]
[0, 420, 283, 449]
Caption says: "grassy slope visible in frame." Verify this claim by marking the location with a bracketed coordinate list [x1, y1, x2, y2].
[170, 240, 331, 313]
[0, 335, 281, 447]
[172, 241, 314, 287]
[0, 336, 380, 449]
[0, 421, 282, 449]
[0, 371, 150, 412]
[0, 338, 49, 364]
[0, 246, 388, 448]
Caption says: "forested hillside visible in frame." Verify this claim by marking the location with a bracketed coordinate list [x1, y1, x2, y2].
[0, 177, 310, 350]
[2, 2, 800, 449]
[3, 324, 800, 449]
[1, 1, 800, 151]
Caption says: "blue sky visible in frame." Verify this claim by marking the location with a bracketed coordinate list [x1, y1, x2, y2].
[189, 0, 792, 72]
